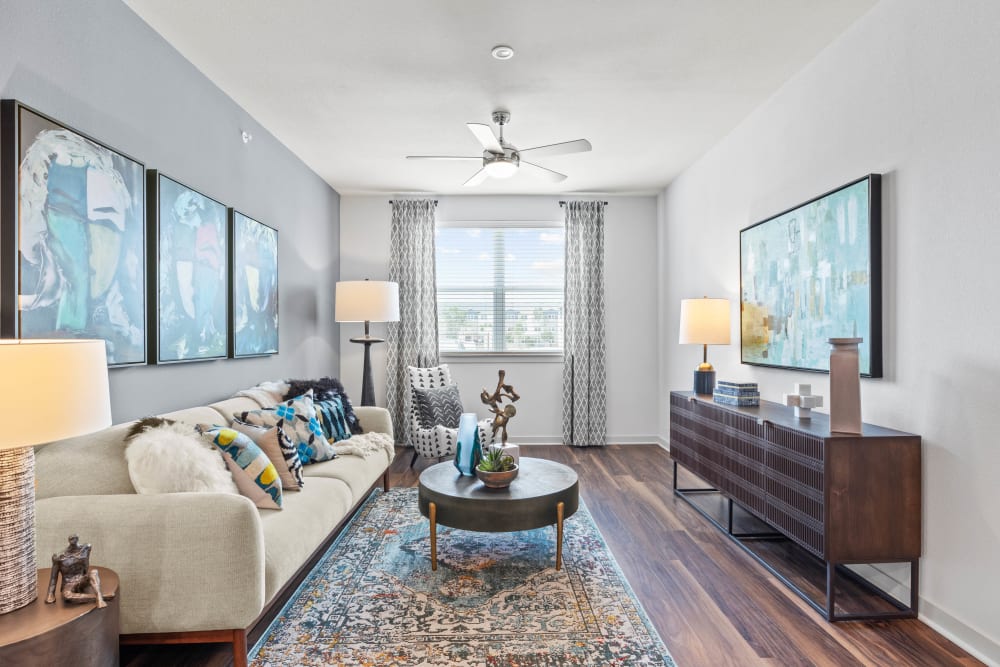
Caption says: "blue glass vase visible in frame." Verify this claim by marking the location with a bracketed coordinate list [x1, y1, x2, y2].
[454, 412, 482, 476]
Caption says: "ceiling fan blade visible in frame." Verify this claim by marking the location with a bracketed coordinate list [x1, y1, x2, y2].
[463, 167, 491, 187]
[518, 139, 592, 158]
[467, 123, 503, 153]
[520, 160, 567, 183]
[406, 155, 481, 160]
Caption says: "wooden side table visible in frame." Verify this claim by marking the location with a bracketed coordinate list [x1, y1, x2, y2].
[0, 567, 119, 666]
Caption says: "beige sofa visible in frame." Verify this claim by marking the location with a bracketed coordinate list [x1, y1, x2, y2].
[33, 393, 394, 666]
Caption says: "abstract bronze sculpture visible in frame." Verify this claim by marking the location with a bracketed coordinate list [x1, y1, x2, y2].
[481, 369, 520, 444]
[45, 534, 114, 608]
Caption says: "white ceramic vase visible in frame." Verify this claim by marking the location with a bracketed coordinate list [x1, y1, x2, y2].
[828, 338, 863, 434]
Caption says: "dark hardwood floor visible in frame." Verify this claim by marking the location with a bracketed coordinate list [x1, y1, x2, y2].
[123, 445, 982, 666]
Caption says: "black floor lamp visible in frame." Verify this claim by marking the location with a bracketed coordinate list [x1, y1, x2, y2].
[335, 279, 400, 406]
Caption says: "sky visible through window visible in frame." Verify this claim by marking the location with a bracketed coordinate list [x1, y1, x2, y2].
[436, 227, 564, 353]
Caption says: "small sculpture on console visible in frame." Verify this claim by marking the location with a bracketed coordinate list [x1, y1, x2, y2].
[481, 369, 520, 445]
[45, 534, 114, 608]
[783, 383, 824, 420]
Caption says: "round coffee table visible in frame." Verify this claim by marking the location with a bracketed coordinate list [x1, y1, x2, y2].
[418, 457, 579, 570]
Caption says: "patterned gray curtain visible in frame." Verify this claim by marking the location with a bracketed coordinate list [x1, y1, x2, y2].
[562, 201, 607, 447]
[386, 199, 440, 445]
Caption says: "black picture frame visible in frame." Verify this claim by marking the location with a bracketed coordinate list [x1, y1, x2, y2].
[229, 208, 278, 358]
[1, 99, 147, 367]
[739, 174, 883, 377]
[147, 170, 229, 364]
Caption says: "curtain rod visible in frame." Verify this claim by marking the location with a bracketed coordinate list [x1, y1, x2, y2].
[559, 201, 609, 206]
[388, 199, 439, 204]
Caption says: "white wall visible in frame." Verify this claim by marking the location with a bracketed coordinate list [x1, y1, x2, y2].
[340, 195, 660, 444]
[658, 0, 1000, 661]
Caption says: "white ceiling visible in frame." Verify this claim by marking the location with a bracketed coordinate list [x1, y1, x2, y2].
[124, 0, 876, 196]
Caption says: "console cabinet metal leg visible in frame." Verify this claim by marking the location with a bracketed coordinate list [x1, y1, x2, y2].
[669, 391, 921, 622]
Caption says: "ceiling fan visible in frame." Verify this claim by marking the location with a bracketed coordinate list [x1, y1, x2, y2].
[406, 110, 592, 186]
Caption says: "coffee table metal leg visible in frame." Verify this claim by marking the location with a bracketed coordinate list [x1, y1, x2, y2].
[556, 501, 565, 570]
[429, 501, 437, 571]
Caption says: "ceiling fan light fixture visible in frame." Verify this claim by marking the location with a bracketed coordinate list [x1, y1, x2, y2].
[485, 157, 518, 178]
[491, 44, 515, 60]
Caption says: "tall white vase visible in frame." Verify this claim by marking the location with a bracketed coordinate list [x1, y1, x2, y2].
[828, 337, 863, 434]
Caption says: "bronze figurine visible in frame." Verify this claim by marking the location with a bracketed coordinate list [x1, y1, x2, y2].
[481, 369, 520, 444]
[45, 535, 114, 608]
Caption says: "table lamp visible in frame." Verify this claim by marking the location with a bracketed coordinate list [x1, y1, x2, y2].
[335, 280, 400, 406]
[678, 297, 731, 395]
[0, 339, 111, 614]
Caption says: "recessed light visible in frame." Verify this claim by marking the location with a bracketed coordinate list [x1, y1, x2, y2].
[491, 45, 514, 60]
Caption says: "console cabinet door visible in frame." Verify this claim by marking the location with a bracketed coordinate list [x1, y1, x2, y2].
[763, 424, 826, 558]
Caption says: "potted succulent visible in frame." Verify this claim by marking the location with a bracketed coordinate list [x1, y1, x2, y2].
[475, 445, 519, 488]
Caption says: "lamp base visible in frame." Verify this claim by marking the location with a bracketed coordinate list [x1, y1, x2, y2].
[349, 336, 384, 407]
[0, 447, 36, 614]
[693, 369, 716, 395]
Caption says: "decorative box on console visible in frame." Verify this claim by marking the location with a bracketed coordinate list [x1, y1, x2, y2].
[713, 380, 760, 407]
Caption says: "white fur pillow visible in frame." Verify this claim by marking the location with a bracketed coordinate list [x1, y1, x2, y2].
[124, 419, 239, 495]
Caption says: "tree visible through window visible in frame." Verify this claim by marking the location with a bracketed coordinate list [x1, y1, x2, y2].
[436, 226, 564, 353]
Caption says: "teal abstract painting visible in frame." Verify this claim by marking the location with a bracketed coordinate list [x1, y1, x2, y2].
[740, 176, 882, 377]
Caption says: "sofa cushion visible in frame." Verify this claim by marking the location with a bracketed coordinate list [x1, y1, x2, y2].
[209, 396, 264, 422]
[199, 425, 283, 509]
[302, 448, 392, 504]
[230, 420, 304, 491]
[259, 477, 354, 602]
[160, 405, 229, 427]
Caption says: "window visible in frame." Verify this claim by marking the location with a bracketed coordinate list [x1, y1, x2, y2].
[436, 225, 564, 354]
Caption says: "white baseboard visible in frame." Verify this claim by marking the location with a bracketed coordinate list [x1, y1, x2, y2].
[848, 564, 999, 665]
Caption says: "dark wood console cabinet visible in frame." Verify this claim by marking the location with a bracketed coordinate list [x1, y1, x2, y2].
[669, 391, 921, 621]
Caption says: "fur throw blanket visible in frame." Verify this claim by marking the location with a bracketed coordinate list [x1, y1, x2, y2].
[336, 432, 395, 461]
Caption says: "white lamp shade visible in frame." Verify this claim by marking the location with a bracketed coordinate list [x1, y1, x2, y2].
[335, 280, 400, 323]
[0, 339, 112, 449]
[678, 298, 731, 345]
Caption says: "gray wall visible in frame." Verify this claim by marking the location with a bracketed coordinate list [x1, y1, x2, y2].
[0, 0, 341, 422]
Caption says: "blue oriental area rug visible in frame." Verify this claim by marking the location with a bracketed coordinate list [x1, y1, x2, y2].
[251, 487, 675, 666]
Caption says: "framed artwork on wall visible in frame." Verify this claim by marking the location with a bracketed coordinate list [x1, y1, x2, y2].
[148, 170, 229, 363]
[740, 174, 882, 377]
[0, 100, 147, 367]
[229, 209, 278, 358]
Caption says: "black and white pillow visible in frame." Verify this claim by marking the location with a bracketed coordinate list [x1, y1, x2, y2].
[412, 384, 463, 429]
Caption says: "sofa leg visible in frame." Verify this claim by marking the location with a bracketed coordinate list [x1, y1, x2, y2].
[232, 628, 248, 667]
[409, 450, 419, 468]
[383, 471, 390, 491]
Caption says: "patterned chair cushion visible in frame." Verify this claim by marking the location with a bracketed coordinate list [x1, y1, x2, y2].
[412, 384, 463, 429]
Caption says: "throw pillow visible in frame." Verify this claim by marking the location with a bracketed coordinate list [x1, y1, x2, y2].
[412, 384, 463, 429]
[314, 397, 352, 443]
[237, 389, 336, 464]
[230, 419, 304, 491]
[198, 425, 283, 510]
[284, 377, 363, 434]
[123, 417, 239, 496]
